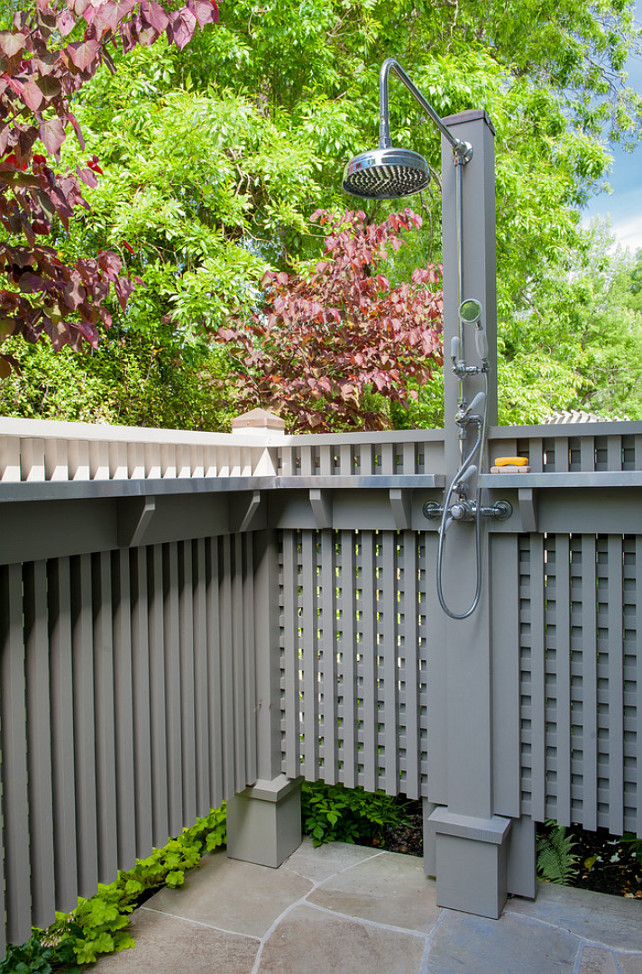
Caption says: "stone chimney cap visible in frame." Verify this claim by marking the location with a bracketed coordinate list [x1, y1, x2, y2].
[231, 408, 286, 431]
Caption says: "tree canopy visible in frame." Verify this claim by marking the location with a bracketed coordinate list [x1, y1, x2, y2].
[0, 0, 640, 429]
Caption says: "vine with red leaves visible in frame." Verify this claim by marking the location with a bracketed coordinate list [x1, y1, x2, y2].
[0, 0, 218, 376]
[218, 208, 443, 431]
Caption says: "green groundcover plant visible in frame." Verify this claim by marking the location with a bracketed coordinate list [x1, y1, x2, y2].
[0, 783, 411, 969]
[0, 805, 226, 973]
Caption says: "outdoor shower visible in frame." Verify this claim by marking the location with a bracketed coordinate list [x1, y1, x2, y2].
[343, 58, 509, 619]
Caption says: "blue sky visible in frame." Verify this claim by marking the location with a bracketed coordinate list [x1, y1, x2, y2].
[582, 1, 642, 252]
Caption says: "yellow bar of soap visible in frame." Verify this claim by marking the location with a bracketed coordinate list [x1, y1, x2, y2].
[494, 456, 529, 467]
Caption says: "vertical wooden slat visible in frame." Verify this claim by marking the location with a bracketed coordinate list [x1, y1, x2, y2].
[553, 535, 572, 826]
[113, 550, 136, 871]
[24, 561, 55, 928]
[580, 437, 595, 472]
[340, 530, 356, 787]
[381, 443, 394, 475]
[193, 538, 211, 815]
[606, 535, 624, 835]
[360, 531, 377, 793]
[530, 534, 546, 822]
[554, 437, 569, 473]
[206, 537, 224, 807]
[220, 536, 236, 796]
[321, 531, 337, 784]
[490, 534, 521, 818]
[49, 557, 78, 912]
[425, 532, 447, 804]
[319, 445, 332, 476]
[402, 442, 415, 475]
[529, 437, 543, 472]
[302, 531, 317, 779]
[580, 535, 598, 831]
[382, 532, 399, 794]
[282, 532, 300, 780]
[148, 544, 169, 845]
[163, 542, 183, 836]
[1, 564, 32, 944]
[606, 435, 621, 472]
[232, 533, 247, 792]
[243, 533, 257, 784]
[131, 547, 153, 857]
[404, 533, 420, 800]
[71, 554, 97, 898]
[179, 541, 197, 827]
[93, 551, 118, 882]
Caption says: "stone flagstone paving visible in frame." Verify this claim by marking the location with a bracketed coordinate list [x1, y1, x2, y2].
[91, 839, 642, 973]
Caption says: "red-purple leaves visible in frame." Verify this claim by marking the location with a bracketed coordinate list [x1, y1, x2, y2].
[39, 118, 66, 154]
[220, 209, 443, 431]
[0, 0, 219, 370]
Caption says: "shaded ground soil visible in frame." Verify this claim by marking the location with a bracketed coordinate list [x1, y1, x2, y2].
[362, 800, 642, 899]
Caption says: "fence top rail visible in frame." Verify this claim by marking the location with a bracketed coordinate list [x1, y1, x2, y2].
[0, 415, 280, 447]
[488, 420, 642, 438]
[282, 428, 447, 445]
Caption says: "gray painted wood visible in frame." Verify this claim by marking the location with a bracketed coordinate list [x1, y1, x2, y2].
[24, 561, 55, 928]
[490, 534, 520, 819]
[72, 554, 98, 897]
[301, 531, 316, 780]
[193, 538, 211, 815]
[164, 543, 183, 837]
[580, 535, 598, 832]
[94, 551, 119, 882]
[1, 564, 32, 944]
[206, 536, 225, 807]
[232, 533, 246, 794]
[243, 534, 257, 785]
[149, 544, 169, 845]
[553, 535, 572, 827]
[49, 558, 79, 912]
[131, 547, 153, 857]
[360, 531, 377, 793]
[113, 550, 137, 872]
[340, 530, 357, 787]
[605, 536, 624, 836]
[179, 541, 198, 828]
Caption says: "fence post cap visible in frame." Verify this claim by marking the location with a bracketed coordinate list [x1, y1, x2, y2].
[231, 409, 286, 433]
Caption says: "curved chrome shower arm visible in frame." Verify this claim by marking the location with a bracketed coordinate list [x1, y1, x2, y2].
[378, 58, 472, 163]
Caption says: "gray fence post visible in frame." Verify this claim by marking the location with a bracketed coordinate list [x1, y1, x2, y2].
[226, 411, 303, 868]
[424, 110, 534, 918]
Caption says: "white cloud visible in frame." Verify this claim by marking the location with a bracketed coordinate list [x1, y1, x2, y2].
[610, 213, 642, 254]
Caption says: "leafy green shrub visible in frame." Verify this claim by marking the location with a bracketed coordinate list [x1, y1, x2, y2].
[536, 822, 579, 885]
[301, 781, 409, 848]
[621, 833, 642, 865]
[0, 805, 226, 972]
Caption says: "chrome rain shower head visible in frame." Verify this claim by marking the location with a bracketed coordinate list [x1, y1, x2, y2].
[342, 146, 430, 200]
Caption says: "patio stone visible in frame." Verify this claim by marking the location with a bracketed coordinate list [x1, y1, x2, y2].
[427, 910, 579, 973]
[91, 908, 258, 973]
[307, 849, 441, 935]
[282, 836, 382, 883]
[578, 946, 622, 974]
[257, 903, 427, 974]
[143, 849, 312, 938]
[507, 883, 642, 951]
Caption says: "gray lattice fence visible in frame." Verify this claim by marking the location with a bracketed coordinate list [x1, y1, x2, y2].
[279, 528, 429, 799]
[0, 536, 257, 953]
[518, 532, 642, 837]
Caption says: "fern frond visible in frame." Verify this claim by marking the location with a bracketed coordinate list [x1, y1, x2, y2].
[537, 825, 579, 885]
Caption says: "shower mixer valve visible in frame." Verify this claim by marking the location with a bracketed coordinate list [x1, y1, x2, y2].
[423, 499, 513, 522]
